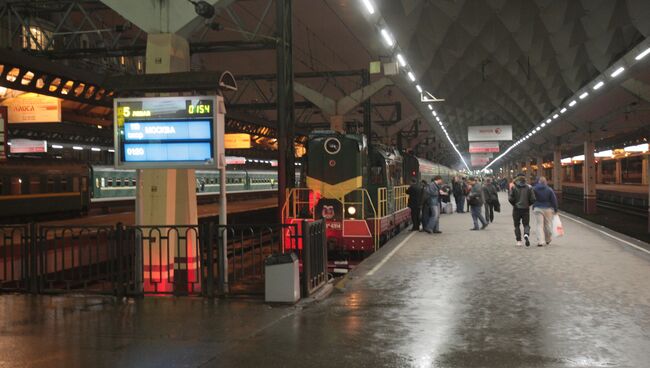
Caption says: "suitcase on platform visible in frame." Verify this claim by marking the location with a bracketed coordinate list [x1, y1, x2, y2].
[443, 202, 453, 214]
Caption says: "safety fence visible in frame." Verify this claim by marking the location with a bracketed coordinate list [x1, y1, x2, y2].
[0, 220, 328, 298]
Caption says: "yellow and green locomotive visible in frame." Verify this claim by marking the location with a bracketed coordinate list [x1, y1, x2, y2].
[284, 131, 460, 264]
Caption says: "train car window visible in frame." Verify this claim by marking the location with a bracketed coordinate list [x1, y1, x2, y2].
[116, 179, 122, 187]
[370, 166, 384, 185]
[95, 178, 100, 189]
[132, 179, 136, 186]
[11, 177, 22, 195]
[47, 178, 55, 193]
[29, 176, 40, 194]
[107, 179, 113, 187]
[622, 156, 642, 184]
[81, 177, 87, 192]
[72, 177, 80, 192]
[101, 178, 106, 187]
[61, 178, 68, 192]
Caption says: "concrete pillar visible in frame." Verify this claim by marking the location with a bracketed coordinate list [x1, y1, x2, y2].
[569, 164, 576, 182]
[553, 148, 562, 204]
[642, 156, 648, 185]
[645, 155, 650, 232]
[584, 136, 597, 214]
[615, 159, 622, 184]
[138, 33, 197, 294]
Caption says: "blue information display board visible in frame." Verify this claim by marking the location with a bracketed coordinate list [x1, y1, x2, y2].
[114, 96, 223, 169]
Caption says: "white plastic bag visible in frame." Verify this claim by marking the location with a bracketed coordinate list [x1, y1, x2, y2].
[552, 214, 564, 237]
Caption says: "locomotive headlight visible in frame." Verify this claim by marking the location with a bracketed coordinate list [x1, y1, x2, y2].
[347, 206, 357, 215]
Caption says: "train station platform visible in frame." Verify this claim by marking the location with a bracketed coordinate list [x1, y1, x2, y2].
[1, 193, 650, 367]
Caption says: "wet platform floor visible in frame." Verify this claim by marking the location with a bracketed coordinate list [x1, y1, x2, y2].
[2, 193, 650, 367]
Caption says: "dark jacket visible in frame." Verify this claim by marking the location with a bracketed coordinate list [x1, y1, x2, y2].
[452, 180, 463, 197]
[482, 183, 498, 204]
[420, 183, 431, 208]
[532, 183, 558, 212]
[468, 183, 484, 206]
[406, 183, 422, 208]
[508, 179, 536, 209]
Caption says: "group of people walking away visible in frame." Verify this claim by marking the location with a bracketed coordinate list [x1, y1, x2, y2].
[406, 173, 559, 246]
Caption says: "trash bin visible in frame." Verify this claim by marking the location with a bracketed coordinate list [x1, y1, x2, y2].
[265, 252, 300, 303]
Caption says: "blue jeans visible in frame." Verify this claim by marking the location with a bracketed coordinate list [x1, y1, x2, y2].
[470, 205, 487, 229]
[426, 204, 440, 232]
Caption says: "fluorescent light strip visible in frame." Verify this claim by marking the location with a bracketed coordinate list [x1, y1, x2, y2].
[546, 118, 551, 123]
[569, 100, 577, 107]
[610, 67, 624, 77]
[593, 81, 604, 90]
[72, 146, 83, 151]
[407, 71, 415, 82]
[560, 108, 567, 113]
[553, 114, 559, 119]
[428, 104, 433, 110]
[51, 144, 63, 149]
[361, 0, 375, 14]
[380, 28, 394, 47]
[396, 53, 406, 67]
[432, 111, 437, 116]
[635, 47, 650, 60]
[91, 147, 101, 152]
[416, 85, 423, 93]
[579, 92, 589, 99]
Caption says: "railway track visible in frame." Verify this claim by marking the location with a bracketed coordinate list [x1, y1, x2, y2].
[562, 193, 647, 218]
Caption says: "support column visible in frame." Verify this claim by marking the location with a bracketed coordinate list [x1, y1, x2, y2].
[645, 155, 650, 232]
[569, 163, 576, 182]
[553, 147, 562, 204]
[536, 155, 544, 179]
[615, 159, 622, 184]
[642, 155, 648, 185]
[584, 135, 597, 214]
[277, 0, 295, 221]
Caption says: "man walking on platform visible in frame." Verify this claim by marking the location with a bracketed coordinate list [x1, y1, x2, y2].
[406, 178, 423, 231]
[482, 178, 498, 223]
[508, 173, 536, 246]
[452, 176, 465, 213]
[467, 177, 488, 230]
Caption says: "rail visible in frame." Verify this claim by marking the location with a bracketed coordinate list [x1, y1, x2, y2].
[393, 185, 409, 212]
[300, 219, 328, 296]
[0, 221, 314, 298]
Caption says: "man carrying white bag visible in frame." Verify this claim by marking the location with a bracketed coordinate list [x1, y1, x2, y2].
[531, 177, 560, 246]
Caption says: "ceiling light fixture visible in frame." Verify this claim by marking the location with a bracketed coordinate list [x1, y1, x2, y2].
[416, 85, 423, 93]
[610, 67, 624, 77]
[569, 100, 577, 107]
[560, 108, 567, 113]
[396, 53, 406, 67]
[635, 47, 650, 60]
[579, 92, 589, 99]
[553, 114, 559, 119]
[360, 0, 375, 15]
[407, 71, 416, 82]
[546, 119, 552, 123]
[593, 81, 604, 90]
[380, 28, 394, 47]
[428, 104, 433, 110]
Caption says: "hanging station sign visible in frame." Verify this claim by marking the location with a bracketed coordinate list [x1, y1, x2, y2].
[9, 138, 47, 153]
[114, 96, 225, 169]
[470, 153, 492, 167]
[467, 125, 512, 142]
[3, 96, 62, 123]
[224, 133, 251, 149]
[469, 141, 500, 153]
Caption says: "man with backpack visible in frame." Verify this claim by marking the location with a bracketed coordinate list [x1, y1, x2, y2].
[467, 177, 488, 230]
[508, 173, 536, 247]
[482, 178, 499, 223]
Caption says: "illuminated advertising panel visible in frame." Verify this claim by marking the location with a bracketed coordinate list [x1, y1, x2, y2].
[114, 96, 224, 169]
[467, 125, 512, 141]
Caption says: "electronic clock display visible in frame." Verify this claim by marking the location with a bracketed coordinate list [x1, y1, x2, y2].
[114, 96, 223, 169]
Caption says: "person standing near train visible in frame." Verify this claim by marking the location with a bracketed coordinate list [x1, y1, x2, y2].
[452, 176, 465, 213]
[406, 178, 423, 231]
[509, 173, 536, 246]
[424, 176, 444, 234]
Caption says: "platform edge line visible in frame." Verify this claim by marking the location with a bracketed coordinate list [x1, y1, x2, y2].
[366, 232, 416, 276]
[559, 213, 650, 256]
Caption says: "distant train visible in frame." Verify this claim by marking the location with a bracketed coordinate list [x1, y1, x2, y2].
[0, 161, 292, 221]
[284, 131, 460, 259]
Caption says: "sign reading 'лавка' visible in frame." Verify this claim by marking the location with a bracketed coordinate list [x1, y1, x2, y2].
[114, 96, 224, 169]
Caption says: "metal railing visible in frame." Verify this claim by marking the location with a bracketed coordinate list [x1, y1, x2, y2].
[393, 185, 409, 212]
[0, 221, 331, 299]
[300, 220, 328, 296]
